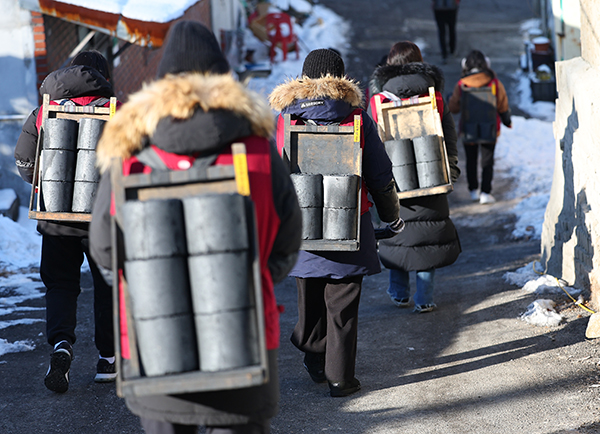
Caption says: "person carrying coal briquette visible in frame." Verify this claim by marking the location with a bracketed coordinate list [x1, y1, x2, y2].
[89, 21, 302, 434]
[269, 48, 401, 398]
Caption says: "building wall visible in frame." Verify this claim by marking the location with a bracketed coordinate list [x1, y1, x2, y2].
[552, 0, 581, 61]
[111, 0, 211, 100]
[32, 0, 211, 102]
[0, 0, 37, 115]
[541, 0, 600, 307]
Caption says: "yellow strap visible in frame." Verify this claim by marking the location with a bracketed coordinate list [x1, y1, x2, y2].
[532, 261, 595, 314]
[491, 81, 497, 96]
[110, 99, 116, 118]
[354, 118, 361, 143]
[232, 143, 251, 196]
[429, 87, 437, 111]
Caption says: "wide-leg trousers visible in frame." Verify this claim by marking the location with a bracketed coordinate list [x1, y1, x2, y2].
[290, 275, 363, 382]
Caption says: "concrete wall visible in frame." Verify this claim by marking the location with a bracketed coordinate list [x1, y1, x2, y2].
[541, 0, 600, 307]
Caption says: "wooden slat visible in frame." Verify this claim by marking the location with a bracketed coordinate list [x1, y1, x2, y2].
[397, 183, 454, 200]
[28, 210, 92, 222]
[375, 87, 454, 197]
[283, 114, 362, 251]
[301, 239, 359, 251]
[122, 365, 267, 397]
[29, 94, 115, 222]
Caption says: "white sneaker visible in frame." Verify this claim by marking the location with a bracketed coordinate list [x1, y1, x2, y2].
[479, 192, 496, 204]
[469, 190, 480, 201]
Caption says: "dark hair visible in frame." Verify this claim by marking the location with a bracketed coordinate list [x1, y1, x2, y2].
[462, 50, 494, 77]
[387, 41, 423, 66]
[69, 50, 110, 80]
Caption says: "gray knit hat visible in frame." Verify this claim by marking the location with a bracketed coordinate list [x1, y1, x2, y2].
[157, 21, 230, 79]
[302, 48, 345, 79]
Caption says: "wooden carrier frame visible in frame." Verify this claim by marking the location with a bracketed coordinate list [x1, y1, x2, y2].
[110, 143, 268, 398]
[374, 87, 453, 199]
[28, 93, 117, 222]
[282, 113, 363, 251]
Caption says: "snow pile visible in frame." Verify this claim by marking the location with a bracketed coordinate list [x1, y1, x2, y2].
[503, 261, 545, 287]
[0, 207, 40, 271]
[521, 274, 580, 296]
[246, 4, 350, 98]
[494, 114, 554, 240]
[503, 261, 579, 296]
[520, 299, 563, 327]
[0, 338, 36, 357]
[512, 70, 556, 122]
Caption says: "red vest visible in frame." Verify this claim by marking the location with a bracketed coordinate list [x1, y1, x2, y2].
[117, 136, 282, 358]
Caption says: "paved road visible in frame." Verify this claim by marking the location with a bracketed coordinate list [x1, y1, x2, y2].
[3, 2, 600, 433]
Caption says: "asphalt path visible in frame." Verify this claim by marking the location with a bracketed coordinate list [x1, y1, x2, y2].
[3, 1, 600, 433]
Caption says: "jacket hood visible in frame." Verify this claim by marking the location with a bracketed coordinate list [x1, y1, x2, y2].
[40, 65, 114, 100]
[460, 70, 494, 87]
[370, 62, 445, 97]
[269, 75, 363, 112]
[96, 73, 274, 172]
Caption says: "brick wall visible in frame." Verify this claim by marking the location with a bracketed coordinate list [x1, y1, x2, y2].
[31, 12, 48, 92]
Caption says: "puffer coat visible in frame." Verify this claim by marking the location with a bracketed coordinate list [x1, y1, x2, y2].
[369, 62, 461, 271]
[89, 72, 302, 426]
[14, 65, 117, 237]
[269, 75, 400, 279]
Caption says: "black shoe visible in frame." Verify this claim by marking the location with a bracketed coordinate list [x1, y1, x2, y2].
[329, 378, 361, 397]
[303, 352, 326, 383]
[94, 357, 117, 383]
[44, 341, 73, 393]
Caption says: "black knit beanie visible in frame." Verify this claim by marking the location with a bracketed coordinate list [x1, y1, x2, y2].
[302, 49, 345, 79]
[157, 20, 230, 79]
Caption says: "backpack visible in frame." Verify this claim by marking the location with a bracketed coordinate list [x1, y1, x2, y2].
[433, 0, 458, 10]
[460, 80, 498, 144]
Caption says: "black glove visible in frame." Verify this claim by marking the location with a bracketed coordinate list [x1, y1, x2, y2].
[374, 218, 405, 240]
[500, 109, 512, 128]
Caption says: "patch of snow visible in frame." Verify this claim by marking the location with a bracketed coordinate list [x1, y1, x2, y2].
[520, 299, 563, 327]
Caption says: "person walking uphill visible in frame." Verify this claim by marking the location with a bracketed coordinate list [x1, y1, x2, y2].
[89, 21, 302, 434]
[448, 49, 512, 204]
[14, 50, 119, 393]
[432, 0, 460, 63]
[269, 49, 401, 398]
[369, 41, 461, 313]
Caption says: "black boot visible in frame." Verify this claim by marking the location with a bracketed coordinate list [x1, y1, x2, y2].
[303, 352, 326, 383]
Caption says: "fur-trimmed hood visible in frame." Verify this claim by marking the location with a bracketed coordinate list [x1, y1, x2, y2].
[96, 73, 274, 172]
[370, 62, 445, 98]
[269, 75, 363, 112]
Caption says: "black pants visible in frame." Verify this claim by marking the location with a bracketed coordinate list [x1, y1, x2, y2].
[290, 275, 363, 382]
[434, 9, 457, 58]
[40, 235, 114, 357]
[464, 142, 496, 194]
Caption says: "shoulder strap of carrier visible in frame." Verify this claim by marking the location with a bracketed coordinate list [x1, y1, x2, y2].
[135, 146, 218, 173]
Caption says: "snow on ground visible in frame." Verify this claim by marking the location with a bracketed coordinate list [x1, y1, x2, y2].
[246, 3, 350, 99]
[0, 4, 561, 353]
